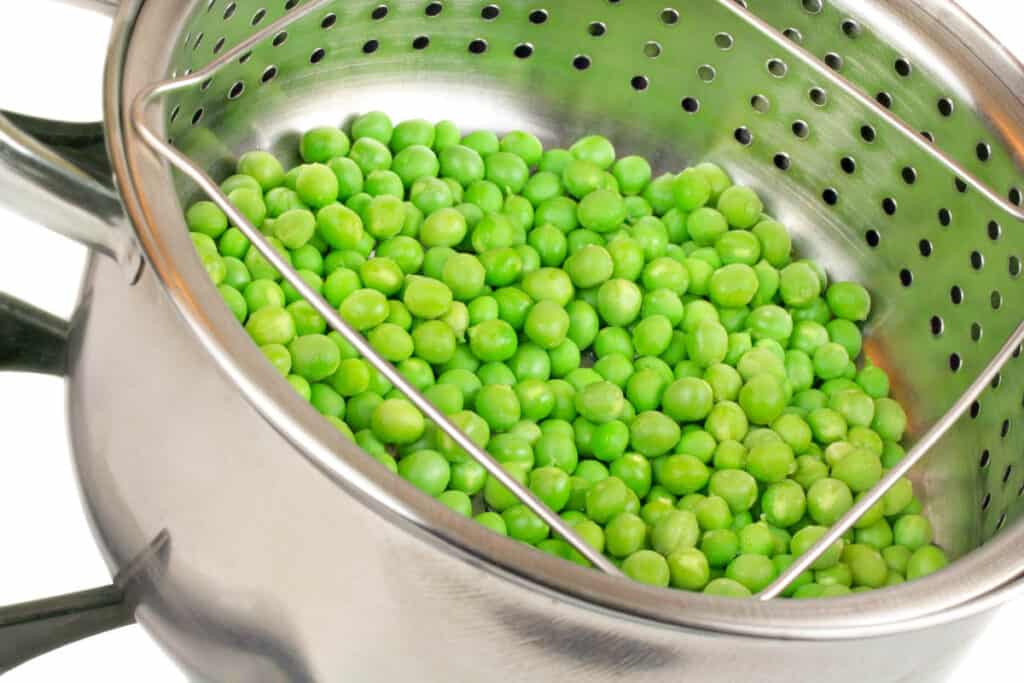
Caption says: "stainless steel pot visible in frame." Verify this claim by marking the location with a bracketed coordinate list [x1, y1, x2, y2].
[4, 1, 1024, 680]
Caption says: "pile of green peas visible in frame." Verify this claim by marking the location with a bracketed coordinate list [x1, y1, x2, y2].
[187, 112, 948, 598]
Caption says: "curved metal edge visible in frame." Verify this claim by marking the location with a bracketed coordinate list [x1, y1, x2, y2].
[104, 0, 1024, 642]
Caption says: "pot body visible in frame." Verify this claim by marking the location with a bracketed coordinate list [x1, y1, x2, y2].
[67, 253, 996, 682]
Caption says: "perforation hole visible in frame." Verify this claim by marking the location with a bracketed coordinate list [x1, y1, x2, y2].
[841, 19, 861, 38]
[644, 41, 662, 57]
[169, 105, 180, 123]
[1010, 256, 1022, 278]
[310, 47, 327, 62]
[823, 188, 838, 205]
[734, 127, 752, 146]
[971, 323, 982, 342]
[284, 0, 299, 9]
[272, 31, 288, 47]
[919, 240, 932, 257]
[261, 65, 278, 84]
[631, 75, 649, 91]
[921, 131, 935, 143]
[200, 78, 213, 92]
[981, 450, 991, 468]
[996, 512, 1007, 530]
[783, 27, 803, 43]
[319, 13, 337, 30]
[768, 59, 788, 77]
[1004, 465, 1013, 484]
[977, 143, 992, 162]
[809, 87, 827, 106]
[412, 35, 430, 49]
[865, 229, 880, 247]
[661, 8, 680, 24]
[899, 268, 913, 287]
[992, 373, 1003, 389]
[876, 92, 893, 109]
[1002, 420, 1011, 438]
[214, 36, 226, 53]
[949, 353, 962, 372]
[371, 5, 388, 20]
[193, 33, 205, 50]
[698, 65, 716, 82]
[681, 97, 700, 113]
[223, 2, 237, 20]
[251, 8, 267, 25]
[824, 53, 843, 71]
[895, 58, 912, 76]
[792, 120, 809, 138]
[938, 208, 952, 226]
[861, 125, 876, 142]
[573, 54, 591, 69]
[362, 41, 379, 54]
[530, 9, 550, 24]
[514, 43, 535, 58]
[192, 108, 205, 126]
[469, 39, 488, 54]
[750, 95, 770, 113]
[882, 198, 897, 215]
[930, 315, 943, 336]
[971, 251, 984, 270]
[238, 51, 252, 64]
[982, 493, 991, 511]
[955, 177, 967, 193]
[802, 0, 823, 13]
[902, 167, 917, 184]
[938, 97, 954, 116]
[951, 285, 964, 304]
[425, 1, 443, 16]
[991, 290, 1003, 309]
[840, 157, 856, 174]
[588, 21, 606, 35]
[989, 221, 1002, 241]
[481, 4, 499, 19]
[774, 153, 791, 171]
[715, 33, 735, 50]
[970, 400, 981, 418]
[1010, 187, 1023, 205]
[228, 81, 245, 100]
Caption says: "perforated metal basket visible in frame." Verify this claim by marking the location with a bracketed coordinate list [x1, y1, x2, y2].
[134, 0, 1024, 584]
[7, 0, 1024, 680]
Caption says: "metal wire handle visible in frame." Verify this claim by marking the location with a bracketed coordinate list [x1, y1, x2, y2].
[130, 0, 621, 577]
[129, 0, 1024, 594]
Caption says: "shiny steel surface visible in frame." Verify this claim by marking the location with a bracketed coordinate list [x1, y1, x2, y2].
[5, 0, 1024, 679]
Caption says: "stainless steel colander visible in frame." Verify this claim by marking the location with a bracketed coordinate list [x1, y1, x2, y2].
[4, 0, 1024, 681]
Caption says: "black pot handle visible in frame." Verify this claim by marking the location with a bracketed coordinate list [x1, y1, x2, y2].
[0, 293, 136, 673]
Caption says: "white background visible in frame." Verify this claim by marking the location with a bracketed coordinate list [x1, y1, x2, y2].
[0, 1, 1020, 680]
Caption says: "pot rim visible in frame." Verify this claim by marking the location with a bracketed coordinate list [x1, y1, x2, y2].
[101, 0, 1024, 640]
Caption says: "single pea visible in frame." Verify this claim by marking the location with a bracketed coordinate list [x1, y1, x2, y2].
[779, 261, 822, 307]
[701, 528, 740, 568]
[855, 518, 894, 551]
[708, 469, 759, 513]
[716, 185, 763, 229]
[339, 288, 389, 330]
[672, 168, 712, 211]
[502, 505, 551, 545]
[630, 411, 682, 457]
[807, 478, 854, 525]
[894, 514, 933, 551]
[371, 399, 425, 445]
[519, 267, 575, 308]
[745, 439, 795, 484]
[726, 553, 777, 593]
[737, 373, 787, 427]
[460, 129, 500, 157]
[508, 343, 552, 382]
[705, 400, 749, 443]
[613, 155, 653, 196]
[831, 448, 882, 492]
[642, 173, 677, 216]
[906, 545, 948, 580]
[872, 398, 908, 442]
[605, 512, 646, 558]
[237, 150, 286, 191]
[825, 281, 872, 321]
[585, 476, 631, 524]
[661, 377, 714, 423]
[528, 466, 572, 512]
[790, 525, 845, 570]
